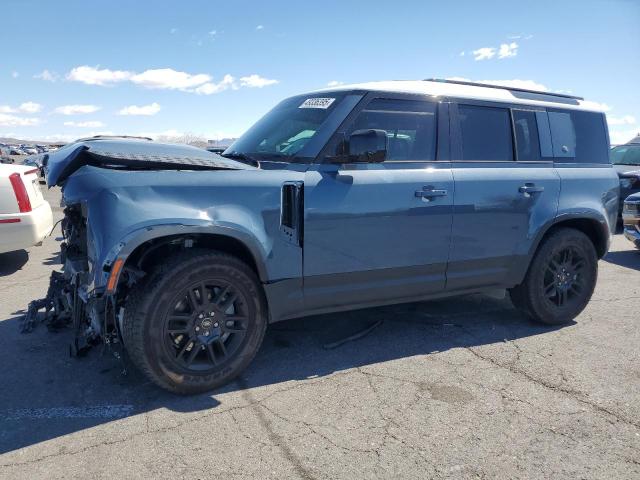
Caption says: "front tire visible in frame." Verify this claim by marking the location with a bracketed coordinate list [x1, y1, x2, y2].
[510, 228, 598, 325]
[122, 249, 267, 394]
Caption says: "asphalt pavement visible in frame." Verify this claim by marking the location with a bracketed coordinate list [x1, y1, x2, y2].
[0, 186, 638, 479]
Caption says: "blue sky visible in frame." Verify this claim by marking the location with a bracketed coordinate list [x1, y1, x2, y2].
[1, 0, 638, 144]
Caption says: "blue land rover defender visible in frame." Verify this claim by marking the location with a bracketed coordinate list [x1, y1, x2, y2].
[34, 79, 619, 394]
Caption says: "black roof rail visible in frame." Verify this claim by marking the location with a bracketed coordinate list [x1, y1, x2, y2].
[424, 78, 584, 101]
[77, 135, 153, 142]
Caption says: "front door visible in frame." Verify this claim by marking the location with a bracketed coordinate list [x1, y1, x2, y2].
[302, 96, 454, 312]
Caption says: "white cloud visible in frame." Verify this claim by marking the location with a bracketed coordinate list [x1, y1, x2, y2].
[54, 104, 101, 115]
[34, 69, 59, 82]
[195, 75, 236, 95]
[459, 51, 465, 57]
[18, 102, 43, 114]
[609, 127, 640, 145]
[170, 28, 178, 34]
[607, 114, 635, 126]
[0, 102, 43, 114]
[472, 47, 496, 61]
[118, 102, 162, 116]
[239, 74, 278, 88]
[63, 120, 105, 128]
[0, 113, 41, 127]
[327, 80, 344, 87]
[130, 68, 211, 90]
[256, 25, 264, 30]
[469, 42, 519, 61]
[581, 100, 611, 112]
[209, 30, 217, 36]
[498, 42, 518, 59]
[11, 71, 19, 78]
[62, 65, 278, 94]
[66, 65, 132, 86]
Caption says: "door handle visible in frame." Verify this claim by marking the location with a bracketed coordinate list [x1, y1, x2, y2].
[519, 183, 545, 195]
[415, 186, 448, 200]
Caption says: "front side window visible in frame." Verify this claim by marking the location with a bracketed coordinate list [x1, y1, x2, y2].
[346, 98, 437, 161]
[548, 109, 609, 163]
[226, 92, 361, 162]
[458, 105, 513, 161]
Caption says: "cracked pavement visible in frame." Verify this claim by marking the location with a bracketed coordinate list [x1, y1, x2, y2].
[0, 187, 639, 479]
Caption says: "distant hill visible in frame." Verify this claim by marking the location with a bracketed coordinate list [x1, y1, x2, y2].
[0, 137, 60, 145]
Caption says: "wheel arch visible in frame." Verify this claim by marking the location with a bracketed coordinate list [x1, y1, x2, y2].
[511, 212, 610, 287]
[539, 214, 610, 259]
[107, 225, 269, 299]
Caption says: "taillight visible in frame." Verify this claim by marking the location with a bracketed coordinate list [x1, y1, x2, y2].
[9, 172, 32, 213]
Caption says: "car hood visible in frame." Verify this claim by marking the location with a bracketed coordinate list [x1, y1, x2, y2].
[612, 164, 640, 177]
[45, 138, 255, 187]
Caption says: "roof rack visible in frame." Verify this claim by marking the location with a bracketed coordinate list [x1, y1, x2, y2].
[424, 78, 584, 101]
[77, 135, 153, 142]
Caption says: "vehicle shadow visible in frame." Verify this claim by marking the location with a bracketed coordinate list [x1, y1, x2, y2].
[0, 250, 29, 277]
[603, 248, 640, 271]
[0, 294, 565, 455]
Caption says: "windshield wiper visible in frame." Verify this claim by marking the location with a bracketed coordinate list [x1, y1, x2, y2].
[220, 151, 259, 167]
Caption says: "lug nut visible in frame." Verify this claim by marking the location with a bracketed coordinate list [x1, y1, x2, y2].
[195, 327, 200, 331]
[213, 322, 219, 328]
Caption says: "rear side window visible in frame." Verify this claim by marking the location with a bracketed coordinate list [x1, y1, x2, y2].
[347, 98, 437, 161]
[513, 110, 542, 161]
[548, 109, 609, 163]
[458, 105, 513, 161]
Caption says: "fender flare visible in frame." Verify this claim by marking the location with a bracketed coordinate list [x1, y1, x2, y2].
[511, 210, 611, 285]
[100, 223, 270, 293]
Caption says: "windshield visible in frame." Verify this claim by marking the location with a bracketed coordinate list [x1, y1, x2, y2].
[225, 92, 362, 162]
[610, 144, 640, 166]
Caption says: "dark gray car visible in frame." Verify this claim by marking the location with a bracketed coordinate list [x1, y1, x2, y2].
[30, 80, 619, 394]
[610, 135, 640, 216]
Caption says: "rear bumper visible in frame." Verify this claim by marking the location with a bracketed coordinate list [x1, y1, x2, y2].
[0, 201, 53, 253]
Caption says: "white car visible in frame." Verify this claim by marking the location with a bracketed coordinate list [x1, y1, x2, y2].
[0, 164, 53, 254]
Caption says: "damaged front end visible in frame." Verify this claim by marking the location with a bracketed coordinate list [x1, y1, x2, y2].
[23, 202, 112, 355]
[21, 136, 253, 357]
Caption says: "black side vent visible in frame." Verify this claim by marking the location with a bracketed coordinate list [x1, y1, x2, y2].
[281, 182, 303, 246]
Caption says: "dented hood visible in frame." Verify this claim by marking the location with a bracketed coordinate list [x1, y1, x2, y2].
[45, 137, 254, 187]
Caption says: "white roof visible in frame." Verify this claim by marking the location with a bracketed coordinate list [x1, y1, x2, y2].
[313, 80, 605, 112]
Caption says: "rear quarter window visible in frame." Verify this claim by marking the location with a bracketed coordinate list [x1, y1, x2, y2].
[548, 109, 609, 164]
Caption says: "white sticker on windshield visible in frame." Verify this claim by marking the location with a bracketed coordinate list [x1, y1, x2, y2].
[299, 98, 335, 109]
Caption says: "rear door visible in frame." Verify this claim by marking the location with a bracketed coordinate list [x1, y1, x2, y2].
[303, 96, 454, 311]
[447, 102, 560, 290]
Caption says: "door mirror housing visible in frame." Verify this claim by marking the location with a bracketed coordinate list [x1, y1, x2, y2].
[348, 129, 387, 163]
[329, 129, 388, 163]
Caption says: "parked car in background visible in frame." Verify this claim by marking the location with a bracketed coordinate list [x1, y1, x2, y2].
[0, 164, 53, 254]
[22, 154, 47, 183]
[9, 146, 26, 155]
[622, 192, 640, 249]
[38, 79, 618, 394]
[610, 135, 640, 216]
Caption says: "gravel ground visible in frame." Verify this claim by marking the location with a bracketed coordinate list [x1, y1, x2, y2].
[0, 186, 638, 479]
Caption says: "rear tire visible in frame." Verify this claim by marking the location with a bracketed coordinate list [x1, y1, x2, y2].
[510, 228, 598, 325]
[122, 249, 267, 394]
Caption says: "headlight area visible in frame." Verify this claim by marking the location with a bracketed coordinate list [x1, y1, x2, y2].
[21, 203, 123, 358]
[620, 177, 639, 189]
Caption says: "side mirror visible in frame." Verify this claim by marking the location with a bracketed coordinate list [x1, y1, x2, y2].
[328, 129, 388, 164]
[348, 129, 387, 163]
